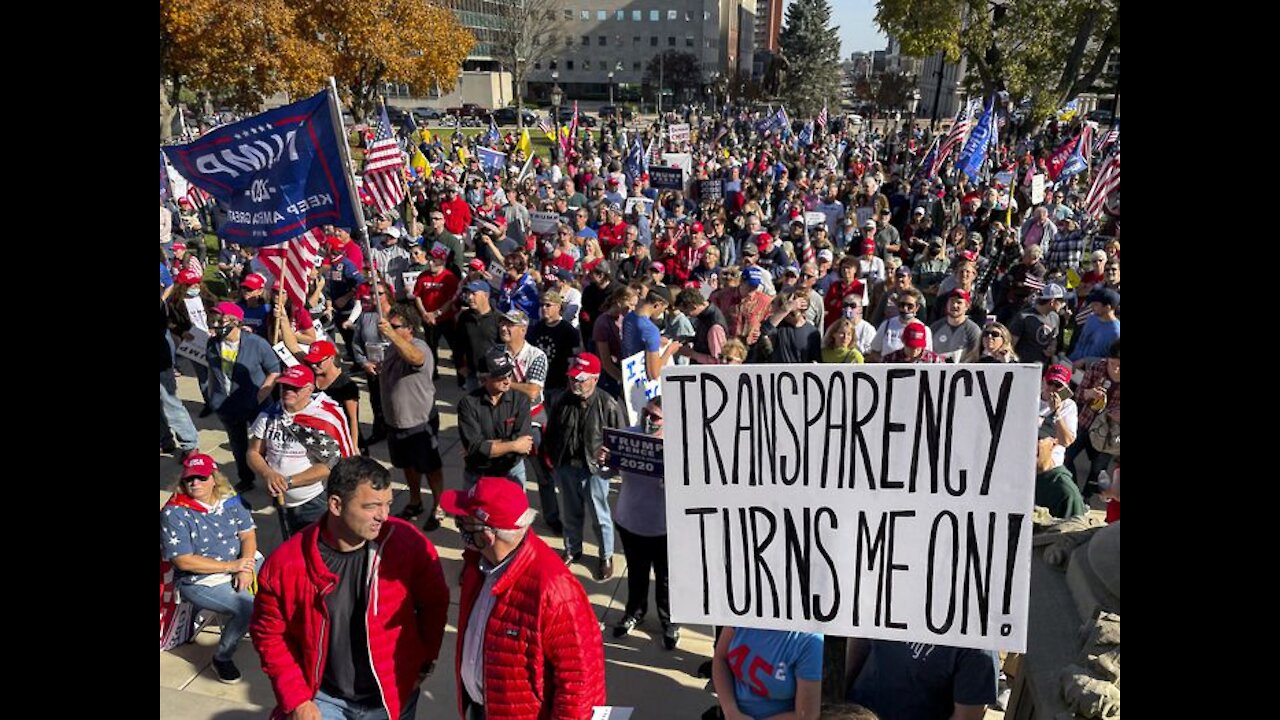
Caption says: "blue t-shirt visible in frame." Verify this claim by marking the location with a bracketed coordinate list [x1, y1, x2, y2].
[325, 257, 366, 308]
[238, 301, 273, 334]
[726, 628, 823, 720]
[848, 640, 998, 720]
[621, 312, 662, 361]
[160, 495, 256, 584]
[1069, 315, 1120, 362]
[160, 262, 173, 289]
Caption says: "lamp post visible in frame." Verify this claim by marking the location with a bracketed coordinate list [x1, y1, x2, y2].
[608, 71, 615, 106]
[550, 71, 562, 163]
[907, 88, 921, 134]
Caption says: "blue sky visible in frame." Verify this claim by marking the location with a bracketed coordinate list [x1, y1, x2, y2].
[783, 0, 886, 56]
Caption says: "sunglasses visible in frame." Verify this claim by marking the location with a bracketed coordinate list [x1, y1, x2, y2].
[983, 331, 1002, 338]
[389, 323, 409, 330]
[185, 475, 214, 483]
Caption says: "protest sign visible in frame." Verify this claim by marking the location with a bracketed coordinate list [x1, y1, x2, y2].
[668, 123, 690, 144]
[624, 197, 654, 217]
[804, 211, 827, 228]
[854, 206, 875, 228]
[661, 364, 1038, 652]
[648, 166, 684, 191]
[175, 327, 209, 367]
[402, 271, 422, 293]
[272, 341, 301, 368]
[620, 351, 661, 425]
[604, 428, 664, 479]
[183, 297, 208, 331]
[700, 179, 724, 203]
[661, 152, 692, 179]
[1031, 174, 1046, 205]
[531, 211, 562, 234]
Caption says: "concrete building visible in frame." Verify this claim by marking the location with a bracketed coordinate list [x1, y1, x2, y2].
[917, 51, 967, 123]
[523, 1, 756, 104]
[752, 0, 782, 79]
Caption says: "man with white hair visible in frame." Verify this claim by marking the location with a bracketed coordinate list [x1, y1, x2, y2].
[1019, 206, 1059, 249]
[443, 475, 606, 719]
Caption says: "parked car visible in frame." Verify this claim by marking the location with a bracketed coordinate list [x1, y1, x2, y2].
[384, 106, 412, 126]
[554, 108, 596, 127]
[598, 105, 634, 122]
[412, 107, 442, 121]
[492, 107, 539, 126]
[1086, 109, 1114, 124]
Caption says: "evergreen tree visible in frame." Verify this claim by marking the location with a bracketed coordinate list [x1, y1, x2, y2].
[778, 0, 843, 119]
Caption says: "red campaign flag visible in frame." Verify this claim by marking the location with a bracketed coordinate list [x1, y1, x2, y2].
[259, 228, 324, 309]
[1045, 131, 1083, 181]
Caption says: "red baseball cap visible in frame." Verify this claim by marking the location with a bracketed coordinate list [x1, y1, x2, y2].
[276, 365, 315, 388]
[944, 288, 972, 303]
[325, 234, 346, 251]
[862, 239, 877, 254]
[468, 258, 487, 272]
[1044, 364, 1072, 387]
[439, 476, 530, 531]
[691, 221, 704, 234]
[303, 340, 338, 364]
[568, 352, 602, 379]
[212, 301, 244, 321]
[177, 269, 203, 285]
[902, 322, 928, 349]
[650, 261, 666, 273]
[241, 273, 266, 291]
[182, 453, 217, 479]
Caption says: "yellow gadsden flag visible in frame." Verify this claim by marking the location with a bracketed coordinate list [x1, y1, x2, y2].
[411, 146, 430, 177]
[516, 128, 532, 158]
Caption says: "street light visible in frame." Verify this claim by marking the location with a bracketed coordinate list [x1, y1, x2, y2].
[551, 71, 562, 163]
[608, 71, 615, 106]
[907, 88, 921, 134]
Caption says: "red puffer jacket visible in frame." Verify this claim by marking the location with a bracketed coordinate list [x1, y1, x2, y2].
[454, 533, 606, 719]
[251, 518, 449, 719]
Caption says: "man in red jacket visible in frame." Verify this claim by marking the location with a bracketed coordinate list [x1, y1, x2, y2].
[442, 476, 607, 720]
[252, 456, 449, 720]
[440, 183, 474, 237]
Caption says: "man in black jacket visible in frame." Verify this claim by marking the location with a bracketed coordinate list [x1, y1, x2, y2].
[456, 347, 532, 487]
[542, 352, 625, 580]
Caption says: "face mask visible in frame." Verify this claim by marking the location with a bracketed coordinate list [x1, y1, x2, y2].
[186, 288, 201, 298]
[215, 323, 236, 339]
[899, 311, 917, 323]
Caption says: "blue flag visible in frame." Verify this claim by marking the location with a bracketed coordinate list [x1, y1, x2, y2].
[799, 121, 814, 147]
[1057, 143, 1088, 185]
[476, 147, 507, 178]
[483, 117, 500, 147]
[956, 96, 995, 182]
[625, 137, 647, 187]
[160, 149, 170, 203]
[915, 137, 939, 180]
[756, 106, 789, 135]
[162, 89, 357, 246]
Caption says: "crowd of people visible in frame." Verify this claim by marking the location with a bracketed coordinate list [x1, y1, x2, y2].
[161, 103, 1120, 720]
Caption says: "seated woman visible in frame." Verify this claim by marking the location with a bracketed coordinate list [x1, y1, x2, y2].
[159, 453, 260, 684]
[713, 626, 823, 720]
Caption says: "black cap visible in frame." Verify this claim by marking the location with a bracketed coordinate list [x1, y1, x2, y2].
[481, 347, 515, 378]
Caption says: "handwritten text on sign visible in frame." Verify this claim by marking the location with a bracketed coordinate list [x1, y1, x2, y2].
[661, 364, 1038, 652]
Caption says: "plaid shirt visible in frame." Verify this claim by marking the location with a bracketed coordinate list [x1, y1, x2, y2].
[1045, 230, 1087, 272]
[1076, 359, 1120, 431]
[726, 288, 773, 339]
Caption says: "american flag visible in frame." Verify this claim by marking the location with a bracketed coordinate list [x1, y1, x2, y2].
[288, 395, 357, 460]
[1095, 120, 1120, 155]
[816, 103, 828, 132]
[259, 228, 323, 308]
[1083, 153, 1120, 219]
[936, 99, 978, 173]
[537, 114, 552, 137]
[186, 185, 211, 210]
[362, 105, 407, 216]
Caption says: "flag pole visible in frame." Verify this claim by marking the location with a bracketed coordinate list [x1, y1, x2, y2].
[325, 77, 383, 323]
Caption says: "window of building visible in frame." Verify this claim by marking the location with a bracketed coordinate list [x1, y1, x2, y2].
[580, 10, 589, 21]
[685, 11, 693, 22]
[532, 34, 539, 46]
[668, 36, 676, 46]
[704, 11, 711, 21]
[617, 10, 625, 21]
[685, 35, 694, 47]
[582, 35, 590, 46]
[650, 36, 658, 46]
[616, 34, 622, 45]
[599, 35, 607, 46]
[632, 10, 641, 21]
[564, 9, 573, 21]
[649, 10, 659, 21]
[633, 61, 642, 71]
[565, 35, 574, 48]
[546, 10, 556, 21]
[633, 35, 641, 44]
[566, 60, 575, 70]
[549, 60, 557, 69]
[534, 61, 541, 70]
[584, 59, 592, 70]
[668, 10, 678, 20]
[705, 39, 713, 48]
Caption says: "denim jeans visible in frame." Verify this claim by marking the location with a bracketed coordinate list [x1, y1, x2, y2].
[464, 460, 526, 489]
[555, 465, 614, 559]
[177, 556, 263, 662]
[160, 368, 199, 451]
[314, 687, 419, 720]
[285, 493, 329, 535]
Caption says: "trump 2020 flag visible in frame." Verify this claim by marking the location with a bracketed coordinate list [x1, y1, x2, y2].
[476, 147, 507, 178]
[162, 89, 357, 247]
[956, 95, 995, 183]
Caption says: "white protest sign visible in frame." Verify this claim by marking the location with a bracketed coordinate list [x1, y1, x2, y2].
[311, 318, 328, 342]
[668, 123, 690, 144]
[662, 152, 692, 176]
[804, 211, 827, 228]
[175, 327, 209, 367]
[272, 341, 300, 368]
[183, 297, 208, 331]
[624, 197, 654, 217]
[661, 364, 1039, 653]
[531, 211, 561, 234]
[620, 351, 661, 426]
[1031, 174, 1046, 205]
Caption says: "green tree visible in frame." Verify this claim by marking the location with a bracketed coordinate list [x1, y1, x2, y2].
[778, 0, 843, 119]
[643, 51, 703, 105]
[876, 0, 1119, 126]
